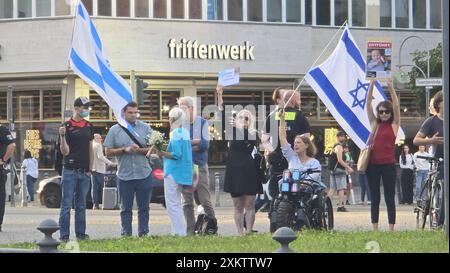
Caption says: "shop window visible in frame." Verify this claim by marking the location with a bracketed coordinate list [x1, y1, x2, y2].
[98, 0, 112, 16]
[18, 0, 32, 18]
[55, 0, 71, 16]
[139, 90, 161, 120]
[316, 0, 331, 25]
[43, 91, 62, 120]
[319, 101, 334, 120]
[81, 0, 93, 15]
[117, 0, 130, 17]
[286, 0, 301, 23]
[135, 0, 149, 17]
[380, 0, 392, 27]
[36, 0, 51, 17]
[352, 0, 366, 27]
[0, 91, 7, 120]
[334, 0, 348, 26]
[300, 90, 317, 120]
[13, 91, 40, 121]
[228, 0, 243, 21]
[154, 0, 167, 18]
[89, 90, 110, 120]
[161, 91, 181, 120]
[207, 0, 223, 20]
[399, 91, 423, 118]
[395, 0, 409, 28]
[189, 0, 202, 19]
[0, 0, 14, 18]
[430, 0, 441, 29]
[267, 0, 281, 22]
[171, 0, 184, 18]
[248, 0, 263, 22]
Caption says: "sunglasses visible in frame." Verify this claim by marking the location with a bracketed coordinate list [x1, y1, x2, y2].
[378, 110, 391, 115]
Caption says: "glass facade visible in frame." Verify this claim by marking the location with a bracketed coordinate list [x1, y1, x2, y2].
[0, 0, 13, 18]
[171, 0, 184, 18]
[395, 0, 409, 28]
[228, 0, 243, 21]
[267, 0, 281, 22]
[18, 0, 32, 18]
[352, 0, 365, 27]
[316, 0, 331, 25]
[334, 0, 348, 26]
[380, 0, 392, 27]
[55, 0, 71, 16]
[189, 0, 202, 19]
[154, 0, 167, 18]
[286, 0, 301, 22]
[412, 0, 426, 29]
[247, 0, 262, 22]
[135, 0, 149, 17]
[430, 0, 442, 29]
[36, 0, 51, 17]
[117, 0, 131, 17]
[207, 0, 223, 20]
[98, 0, 112, 16]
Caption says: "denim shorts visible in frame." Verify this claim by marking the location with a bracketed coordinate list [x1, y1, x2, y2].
[330, 169, 347, 190]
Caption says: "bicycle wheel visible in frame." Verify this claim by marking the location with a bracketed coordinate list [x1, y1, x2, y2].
[415, 180, 430, 230]
[430, 181, 444, 229]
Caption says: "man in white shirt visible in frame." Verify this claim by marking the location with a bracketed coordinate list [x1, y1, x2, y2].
[92, 134, 116, 209]
[413, 145, 430, 201]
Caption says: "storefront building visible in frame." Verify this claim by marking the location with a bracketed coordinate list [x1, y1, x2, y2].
[0, 0, 443, 170]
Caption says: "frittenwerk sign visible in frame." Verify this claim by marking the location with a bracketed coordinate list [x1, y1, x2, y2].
[168, 39, 255, 60]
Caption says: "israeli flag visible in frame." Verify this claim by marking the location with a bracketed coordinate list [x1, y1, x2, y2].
[69, 2, 136, 134]
[305, 26, 404, 149]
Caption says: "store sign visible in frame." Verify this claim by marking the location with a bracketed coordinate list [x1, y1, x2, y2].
[415, 78, 443, 87]
[324, 128, 339, 156]
[24, 130, 42, 159]
[168, 39, 255, 60]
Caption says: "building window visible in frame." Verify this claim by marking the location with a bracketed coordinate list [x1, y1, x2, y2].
[305, 0, 312, 24]
[161, 91, 181, 120]
[228, 0, 243, 21]
[352, 0, 366, 27]
[267, 0, 281, 22]
[135, 0, 149, 17]
[207, 0, 223, 20]
[189, 0, 202, 19]
[334, 0, 348, 26]
[0, 0, 13, 18]
[55, 0, 71, 16]
[286, 0, 301, 22]
[0, 91, 6, 120]
[117, 0, 130, 17]
[299, 90, 317, 119]
[18, 0, 32, 18]
[171, 0, 184, 18]
[395, 0, 409, 28]
[81, 0, 93, 15]
[247, 0, 263, 21]
[36, 0, 51, 17]
[380, 0, 392, 27]
[42, 91, 62, 120]
[430, 0, 441, 29]
[412, 0, 426, 28]
[98, 0, 112, 16]
[154, 0, 167, 18]
[13, 91, 40, 121]
[139, 90, 160, 120]
[316, 0, 331, 25]
[89, 90, 110, 120]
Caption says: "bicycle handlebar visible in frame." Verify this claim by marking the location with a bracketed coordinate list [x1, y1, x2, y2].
[416, 155, 443, 162]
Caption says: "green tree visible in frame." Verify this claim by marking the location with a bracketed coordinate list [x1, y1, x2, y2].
[408, 43, 443, 114]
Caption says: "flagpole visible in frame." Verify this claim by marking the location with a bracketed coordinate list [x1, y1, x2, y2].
[62, 0, 80, 123]
[284, 20, 348, 109]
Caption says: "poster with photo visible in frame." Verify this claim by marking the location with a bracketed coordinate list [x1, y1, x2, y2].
[366, 40, 392, 80]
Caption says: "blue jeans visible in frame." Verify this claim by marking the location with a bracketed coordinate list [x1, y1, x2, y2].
[359, 173, 371, 202]
[119, 175, 153, 237]
[415, 170, 428, 199]
[59, 168, 90, 240]
[26, 175, 37, 201]
[92, 172, 104, 207]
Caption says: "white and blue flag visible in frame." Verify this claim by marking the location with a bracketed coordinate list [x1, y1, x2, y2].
[305, 26, 404, 149]
[69, 2, 136, 134]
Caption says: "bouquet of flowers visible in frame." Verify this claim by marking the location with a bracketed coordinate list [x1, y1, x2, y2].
[148, 130, 165, 151]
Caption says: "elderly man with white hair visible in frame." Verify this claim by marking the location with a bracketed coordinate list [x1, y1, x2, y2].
[151, 107, 192, 236]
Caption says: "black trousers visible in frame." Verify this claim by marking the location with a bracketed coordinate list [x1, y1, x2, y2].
[400, 169, 414, 204]
[0, 168, 6, 226]
[366, 163, 397, 225]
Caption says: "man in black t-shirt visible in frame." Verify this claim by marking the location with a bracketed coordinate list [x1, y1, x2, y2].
[0, 123, 16, 232]
[58, 96, 94, 242]
[262, 90, 311, 198]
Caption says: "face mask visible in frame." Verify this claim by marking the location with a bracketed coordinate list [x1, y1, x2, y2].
[80, 109, 90, 118]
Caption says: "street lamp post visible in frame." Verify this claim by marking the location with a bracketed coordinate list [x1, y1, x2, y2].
[397, 35, 431, 117]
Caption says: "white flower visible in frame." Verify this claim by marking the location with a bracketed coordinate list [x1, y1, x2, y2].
[148, 130, 165, 150]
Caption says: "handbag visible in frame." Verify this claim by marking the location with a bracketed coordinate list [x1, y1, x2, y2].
[357, 126, 379, 172]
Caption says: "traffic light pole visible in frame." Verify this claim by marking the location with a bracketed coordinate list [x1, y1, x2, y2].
[7, 86, 15, 207]
[130, 70, 136, 99]
[442, 0, 449, 240]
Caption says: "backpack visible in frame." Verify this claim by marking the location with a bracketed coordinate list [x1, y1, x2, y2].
[194, 213, 218, 235]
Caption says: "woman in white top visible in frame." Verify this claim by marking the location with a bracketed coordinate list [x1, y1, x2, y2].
[22, 150, 38, 202]
[399, 145, 414, 205]
[413, 145, 430, 201]
[278, 109, 321, 182]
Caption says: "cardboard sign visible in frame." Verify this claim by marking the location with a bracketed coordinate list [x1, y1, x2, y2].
[366, 40, 392, 80]
[218, 67, 240, 87]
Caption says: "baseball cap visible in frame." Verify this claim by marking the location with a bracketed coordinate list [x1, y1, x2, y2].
[74, 96, 90, 107]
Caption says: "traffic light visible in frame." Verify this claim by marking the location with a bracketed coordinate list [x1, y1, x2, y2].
[135, 77, 149, 106]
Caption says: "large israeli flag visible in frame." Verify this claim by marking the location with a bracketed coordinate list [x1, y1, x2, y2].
[305, 26, 404, 149]
[69, 2, 136, 134]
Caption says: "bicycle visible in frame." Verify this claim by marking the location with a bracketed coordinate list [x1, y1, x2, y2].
[414, 155, 445, 230]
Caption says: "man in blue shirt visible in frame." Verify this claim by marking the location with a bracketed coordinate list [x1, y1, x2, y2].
[178, 96, 217, 235]
[104, 101, 153, 237]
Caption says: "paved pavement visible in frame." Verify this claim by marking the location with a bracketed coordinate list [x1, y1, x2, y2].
[0, 192, 418, 245]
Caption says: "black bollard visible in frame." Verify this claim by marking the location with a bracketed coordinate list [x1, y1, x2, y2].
[36, 219, 61, 253]
[272, 227, 297, 253]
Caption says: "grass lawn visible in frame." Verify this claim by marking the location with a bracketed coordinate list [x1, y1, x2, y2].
[2, 230, 448, 253]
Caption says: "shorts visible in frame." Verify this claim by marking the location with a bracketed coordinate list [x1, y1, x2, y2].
[330, 169, 347, 191]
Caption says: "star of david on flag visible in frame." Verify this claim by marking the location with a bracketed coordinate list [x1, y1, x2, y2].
[305, 26, 404, 149]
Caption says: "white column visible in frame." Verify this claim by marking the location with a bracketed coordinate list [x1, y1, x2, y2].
[13, 0, 18, 18]
[131, 0, 136, 17]
[93, 0, 98, 16]
[408, 0, 413, 28]
[243, 0, 247, 21]
[425, 0, 430, 29]
[167, 0, 171, 18]
[312, 0, 316, 25]
[50, 0, 55, 16]
[330, 0, 335, 26]
[202, 0, 207, 20]
[112, 0, 117, 16]
[301, 0, 305, 24]
[32, 0, 36, 17]
[184, 0, 188, 18]
[149, 0, 153, 18]
[281, 0, 286, 22]
[391, 0, 395, 28]
[223, 0, 228, 20]
[348, 0, 352, 26]
[262, 0, 267, 22]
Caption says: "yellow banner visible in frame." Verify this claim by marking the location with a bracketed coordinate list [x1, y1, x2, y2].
[324, 128, 339, 155]
[275, 111, 296, 121]
[24, 130, 42, 159]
